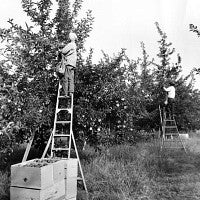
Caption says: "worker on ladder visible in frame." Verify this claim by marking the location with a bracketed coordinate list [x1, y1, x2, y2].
[58, 32, 77, 97]
[163, 80, 176, 119]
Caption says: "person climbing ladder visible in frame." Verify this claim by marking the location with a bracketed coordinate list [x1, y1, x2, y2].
[163, 80, 176, 119]
[58, 32, 77, 96]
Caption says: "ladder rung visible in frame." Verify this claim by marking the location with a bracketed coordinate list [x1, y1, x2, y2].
[165, 134, 179, 136]
[164, 126, 177, 129]
[52, 148, 69, 151]
[163, 142, 183, 145]
[54, 134, 70, 137]
[77, 177, 83, 181]
[164, 139, 181, 142]
[165, 133, 178, 135]
[56, 121, 71, 123]
[57, 108, 72, 112]
[164, 147, 184, 149]
[166, 144, 183, 146]
[59, 95, 72, 98]
[165, 119, 175, 122]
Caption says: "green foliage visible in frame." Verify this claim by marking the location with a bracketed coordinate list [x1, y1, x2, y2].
[0, 0, 93, 158]
[175, 80, 200, 130]
[189, 24, 200, 74]
[74, 22, 200, 146]
[153, 22, 180, 103]
[74, 49, 133, 145]
[190, 24, 200, 36]
[0, 0, 199, 157]
[151, 22, 200, 130]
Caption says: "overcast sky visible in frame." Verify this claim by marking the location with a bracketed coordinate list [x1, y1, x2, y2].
[0, 0, 199, 88]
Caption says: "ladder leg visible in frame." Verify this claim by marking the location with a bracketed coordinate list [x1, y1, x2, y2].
[71, 131, 88, 195]
[68, 93, 74, 159]
[174, 120, 187, 153]
[51, 82, 61, 157]
[68, 131, 72, 158]
[41, 131, 53, 158]
[22, 130, 35, 162]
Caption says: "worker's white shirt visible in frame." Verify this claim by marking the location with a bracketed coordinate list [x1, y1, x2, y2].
[62, 42, 77, 67]
[164, 86, 175, 98]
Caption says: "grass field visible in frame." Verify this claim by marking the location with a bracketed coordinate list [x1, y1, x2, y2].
[1, 136, 200, 200]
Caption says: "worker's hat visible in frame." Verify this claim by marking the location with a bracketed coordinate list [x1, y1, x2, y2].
[169, 80, 175, 86]
[69, 32, 77, 41]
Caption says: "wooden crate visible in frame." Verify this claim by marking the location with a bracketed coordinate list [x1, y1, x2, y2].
[10, 158, 78, 200]
[11, 159, 54, 190]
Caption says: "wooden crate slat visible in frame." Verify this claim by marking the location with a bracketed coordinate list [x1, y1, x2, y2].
[10, 180, 65, 200]
[65, 177, 77, 199]
[53, 160, 66, 183]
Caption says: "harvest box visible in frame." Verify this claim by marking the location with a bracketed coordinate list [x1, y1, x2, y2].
[10, 158, 78, 200]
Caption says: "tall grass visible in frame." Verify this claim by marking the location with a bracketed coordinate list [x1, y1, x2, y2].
[81, 143, 156, 200]
[2, 137, 200, 200]
[0, 171, 10, 200]
[80, 138, 200, 200]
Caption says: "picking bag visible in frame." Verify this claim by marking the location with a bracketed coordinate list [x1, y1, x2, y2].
[56, 55, 66, 76]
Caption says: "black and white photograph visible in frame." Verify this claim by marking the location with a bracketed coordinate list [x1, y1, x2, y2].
[0, 0, 200, 199]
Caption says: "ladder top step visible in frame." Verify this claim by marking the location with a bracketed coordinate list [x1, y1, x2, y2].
[56, 121, 71, 124]
[54, 134, 70, 137]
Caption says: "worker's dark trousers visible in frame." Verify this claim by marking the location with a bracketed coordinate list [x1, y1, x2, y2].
[166, 98, 175, 118]
[61, 65, 74, 96]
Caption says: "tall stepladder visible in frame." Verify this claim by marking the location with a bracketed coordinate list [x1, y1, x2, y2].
[42, 82, 88, 196]
[159, 106, 187, 153]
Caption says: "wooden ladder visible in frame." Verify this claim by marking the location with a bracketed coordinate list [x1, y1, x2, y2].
[42, 82, 88, 195]
[159, 106, 187, 152]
